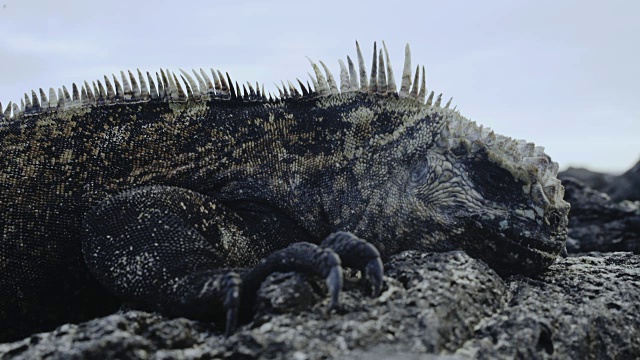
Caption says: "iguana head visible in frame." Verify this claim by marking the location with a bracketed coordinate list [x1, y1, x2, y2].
[306, 41, 570, 275]
[398, 106, 571, 275]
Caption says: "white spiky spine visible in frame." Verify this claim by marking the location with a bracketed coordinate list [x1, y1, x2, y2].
[0, 41, 567, 213]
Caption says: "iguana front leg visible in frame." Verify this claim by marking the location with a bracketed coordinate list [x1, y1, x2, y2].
[239, 232, 384, 313]
[82, 185, 382, 334]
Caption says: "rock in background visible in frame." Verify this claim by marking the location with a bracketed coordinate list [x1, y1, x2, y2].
[562, 178, 640, 253]
[604, 158, 640, 202]
[559, 157, 640, 202]
[559, 157, 640, 253]
[559, 167, 616, 193]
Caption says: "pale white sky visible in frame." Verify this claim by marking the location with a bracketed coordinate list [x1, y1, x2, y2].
[1, 0, 638, 173]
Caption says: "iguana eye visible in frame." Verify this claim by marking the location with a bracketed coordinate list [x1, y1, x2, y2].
[410, 162, 429, 184]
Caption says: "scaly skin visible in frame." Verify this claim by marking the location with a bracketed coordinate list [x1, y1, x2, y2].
[0, 42, 569, 342]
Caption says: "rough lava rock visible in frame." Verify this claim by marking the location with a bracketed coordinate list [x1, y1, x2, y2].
[1, 251, 638, 359]
[455, 252, 640, 359]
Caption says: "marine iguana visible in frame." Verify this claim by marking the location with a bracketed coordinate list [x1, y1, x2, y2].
[0, 41, 570, 342]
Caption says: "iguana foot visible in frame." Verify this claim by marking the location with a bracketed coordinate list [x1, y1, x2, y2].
[240, 242, 343, 313]
[228, 235, 383, 333]
[321, 231, 384, 297]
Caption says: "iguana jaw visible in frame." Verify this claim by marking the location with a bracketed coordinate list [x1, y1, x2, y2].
[461, 208, 569, 275]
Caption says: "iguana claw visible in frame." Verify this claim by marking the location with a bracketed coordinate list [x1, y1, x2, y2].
[326, 265, 344, 309]
[322, 231, 384, 297]
[222, 272, 242, 336]
[365, 257, 384, 297]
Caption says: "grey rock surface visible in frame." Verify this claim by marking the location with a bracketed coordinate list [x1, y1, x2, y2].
[2, 251, 638, 359]
[562, 177, 640, 253]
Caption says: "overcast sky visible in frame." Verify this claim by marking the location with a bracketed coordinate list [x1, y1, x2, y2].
[1, 0, 638, 173]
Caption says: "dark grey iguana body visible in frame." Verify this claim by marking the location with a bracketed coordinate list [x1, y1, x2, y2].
[0, 42, 570, 342]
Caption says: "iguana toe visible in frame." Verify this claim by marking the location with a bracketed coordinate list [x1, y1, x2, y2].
[365, 257, 384, 297]
[222, 272, 242, 336]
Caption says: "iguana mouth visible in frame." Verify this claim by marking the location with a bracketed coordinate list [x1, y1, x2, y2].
[484, 203, 569, 274]
[461, 224, 564, 276]
[511, 217, 567, 254]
